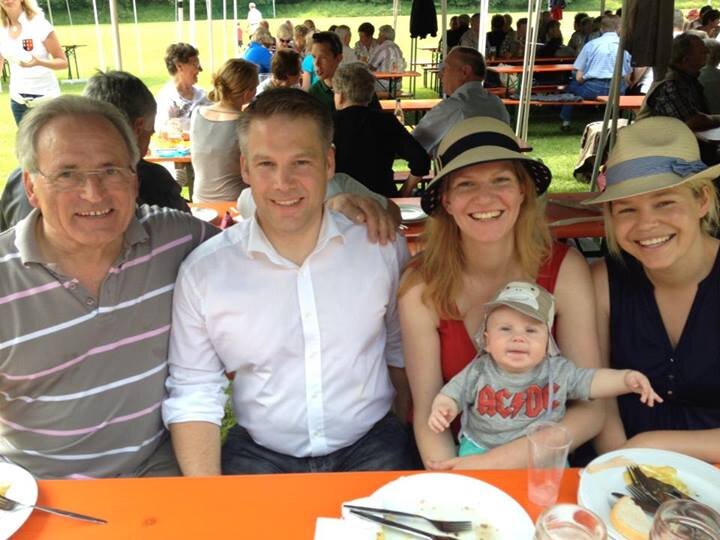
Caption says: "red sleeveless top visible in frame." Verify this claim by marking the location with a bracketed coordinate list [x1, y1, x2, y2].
[438, 242, 569, 383]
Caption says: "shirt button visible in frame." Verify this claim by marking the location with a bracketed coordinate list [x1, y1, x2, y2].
[85, 297, 95, 306]
[68, 282, 77, 290]
[667, 390, 673, 396]
[669, 358, 674, 363]
[668, 374, 674, 380]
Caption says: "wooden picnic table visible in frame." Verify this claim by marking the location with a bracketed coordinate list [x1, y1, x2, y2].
[485, 56, 576, 66]
[61, 44, 85, 80]
[13, 468, 583, 538]
[596, 95, 644, 112]
[373, 70, 420, 98]
[488, 63, 575, 75]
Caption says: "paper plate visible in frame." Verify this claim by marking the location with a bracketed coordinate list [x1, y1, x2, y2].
[345, 472, 534, 539]
[578, 448, 720, 539]
[190, 207, 219, 222]
[0, 461, 38, 539]
[399, 204, 427, 223]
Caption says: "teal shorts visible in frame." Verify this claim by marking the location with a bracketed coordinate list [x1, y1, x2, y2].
[458, 435, 488, 456]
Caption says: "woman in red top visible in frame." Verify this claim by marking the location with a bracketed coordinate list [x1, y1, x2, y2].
[399, 117, 603, 470]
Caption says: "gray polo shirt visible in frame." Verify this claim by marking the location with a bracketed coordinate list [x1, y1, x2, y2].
[0, 205, 216, 478]
[441, 353, 595, 450]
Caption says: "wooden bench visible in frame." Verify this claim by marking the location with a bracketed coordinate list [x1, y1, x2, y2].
[501, 98, 605, 107]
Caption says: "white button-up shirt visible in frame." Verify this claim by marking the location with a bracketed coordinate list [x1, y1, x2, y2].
[162, 210, 408, 457]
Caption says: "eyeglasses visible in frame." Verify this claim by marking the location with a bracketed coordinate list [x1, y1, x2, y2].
[35, 166, 136, 192]
[279, 38, 292, 44]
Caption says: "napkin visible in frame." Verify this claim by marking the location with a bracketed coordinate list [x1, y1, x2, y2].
[314, 496, 382, 540]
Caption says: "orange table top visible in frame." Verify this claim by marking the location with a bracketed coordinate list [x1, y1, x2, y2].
[486, 56, 576, 66]
[596, 95, 644, 111]
[14, 469, 581, 538]
[374, 70, 421, 79]
[489, 63, 574, 74]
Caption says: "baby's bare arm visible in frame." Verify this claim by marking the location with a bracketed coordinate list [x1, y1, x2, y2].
[428, 394, 459, 434]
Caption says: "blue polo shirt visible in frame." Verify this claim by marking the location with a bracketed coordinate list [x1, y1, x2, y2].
[573, 32, 631, 80]
[244, 42, 271, 73]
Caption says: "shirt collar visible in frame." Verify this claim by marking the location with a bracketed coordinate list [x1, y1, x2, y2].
[245, 208, 346, 266]
[14, 206, 149, 266]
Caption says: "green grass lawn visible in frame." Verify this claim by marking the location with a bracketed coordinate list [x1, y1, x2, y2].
[0, 10, 617, 194]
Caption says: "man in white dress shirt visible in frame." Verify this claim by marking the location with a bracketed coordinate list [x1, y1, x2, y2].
[162, 88, 416, 475]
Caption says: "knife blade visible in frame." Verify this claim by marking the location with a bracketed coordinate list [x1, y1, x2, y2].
[348, 508, 454, 540]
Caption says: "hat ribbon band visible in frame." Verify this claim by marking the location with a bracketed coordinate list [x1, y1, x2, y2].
[439, 132, 520, 167]
[605, 156, 707, 187]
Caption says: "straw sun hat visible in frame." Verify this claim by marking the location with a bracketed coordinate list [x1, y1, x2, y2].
[420, 117, 553, 215]
[584, 116, 720, 205]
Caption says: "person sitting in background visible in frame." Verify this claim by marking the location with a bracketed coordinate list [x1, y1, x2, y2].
[638, 32, 720, 164]
[699, 38, 720, 114]
[460, 13, 480, 50]
[367, 24, 404, 73]
[445, 14, 469, 50]
[301, 31, 317, 90]
[256, 49, 302, 95]
[697, 8, 720, 38]
[354, 21, 378, 63]
[191, 59, 257, 202]
[293, 24, 309, 59]
[275, 23, 294, 50]
[568, 12, 590, 55]
[536, 20, 576, 58]
[303, 19, 316, 31]
[411, 47, 510, 160]
[335, 24, 358, 65]
[505, 17, 527, 58]
[537, 10, 553, 42]
[308, 31, 344, 111]
[155, 42, 210, 134]
[0, 69, 191, 231]
[332, 62, 430, 198]
[244, 28, 273, 75]
[503, 14, 516, 42]
[484, 14, 508, 59]
[560, 15, 631, 131]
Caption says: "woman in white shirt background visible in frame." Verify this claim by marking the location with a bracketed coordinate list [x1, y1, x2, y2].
[0, 0, 67, 125]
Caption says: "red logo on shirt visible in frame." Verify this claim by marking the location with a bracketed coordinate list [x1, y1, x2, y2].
[475, 384, 560, 418]
[22, 39, 34, 52]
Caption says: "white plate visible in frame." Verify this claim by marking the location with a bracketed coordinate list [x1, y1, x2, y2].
[346, 472, 534, 539]
[0, 461, 38, 539]
[399, 204, 427, 223]
[578, 449, 720, 540]
[190, 207, 218, 222]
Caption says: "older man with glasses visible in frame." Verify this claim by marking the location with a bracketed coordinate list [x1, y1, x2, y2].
[0, 95, 216, 479]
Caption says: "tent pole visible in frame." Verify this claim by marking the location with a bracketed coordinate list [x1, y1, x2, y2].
[177, 0, 184, 41]
[132, 0, 143, 73]
[440, 0, 447, 60]
[91, 0, 106, 71]
[478, 0, 488, 55]
[393, 0, 399, 32]
[190, 0, 197, 46]
[206, 0, 215, 75]
[590, 0, 628, 191]
[515, 0, 534, 137]
[108, 0, 123, 70]
[64, 0, 73, 26]
[223, 0, 229, 60]
[45, 0, 53, 25]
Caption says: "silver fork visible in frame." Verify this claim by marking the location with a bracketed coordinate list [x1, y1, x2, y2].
[627, 465, 695, 502]
[349, 509, 462, 540]
[625, 485, 663, 513]
[0, 494, 108, 524]
[344, 503, 473, 533]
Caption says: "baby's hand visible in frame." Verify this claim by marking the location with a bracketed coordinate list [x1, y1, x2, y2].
[625, 370, 663, 407]
[428, 394, 459, 434]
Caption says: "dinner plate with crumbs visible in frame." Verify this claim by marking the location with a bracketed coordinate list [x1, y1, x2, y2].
[399, 204, 427, 223]
[190, 207, 219, 222]
[578, 448, 720, 540]
[344, 472, 534, 539]
[0, 461, 38, 539]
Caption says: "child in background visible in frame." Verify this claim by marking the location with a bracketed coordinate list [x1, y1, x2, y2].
[428, 281, 661, 456]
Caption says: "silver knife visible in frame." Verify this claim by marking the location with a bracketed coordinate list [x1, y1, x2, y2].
[0, 494, 107, 524]
[348, 508, 455, 540]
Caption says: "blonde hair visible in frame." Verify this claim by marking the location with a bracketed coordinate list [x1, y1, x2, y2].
[399, 161, 552, 319]
[208, 58, 258, 104]
[1, 0, 40, 26]
[604, 176, 720, 257]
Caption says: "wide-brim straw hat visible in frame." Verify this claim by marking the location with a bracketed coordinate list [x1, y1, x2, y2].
[420, 117, 552, 215]
[583, 116, 720, 205]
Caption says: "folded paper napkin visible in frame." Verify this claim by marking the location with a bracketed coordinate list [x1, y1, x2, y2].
[314, 496, 381, 540]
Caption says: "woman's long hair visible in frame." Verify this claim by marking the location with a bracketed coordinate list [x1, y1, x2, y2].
[399, 161, 552, 319]
[1, 0, 40, 27]
[208, 58, 259, 105]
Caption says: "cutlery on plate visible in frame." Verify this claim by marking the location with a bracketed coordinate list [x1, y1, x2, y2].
[0, 494, 108, 524]
[611, 491, 660, 515]
[626, 465, 696, 502]
[348, 508, 460, 540]
[344, 503, 473, 533]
